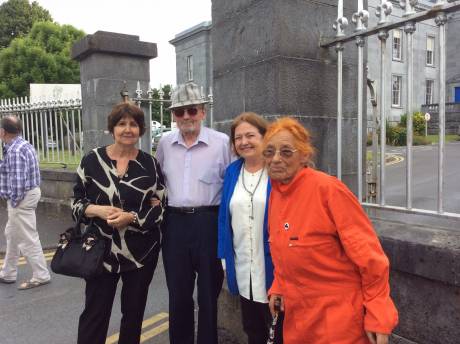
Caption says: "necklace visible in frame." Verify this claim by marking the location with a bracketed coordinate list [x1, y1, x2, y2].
[107, 145, 136, 178]
[241, 164, 265, 220]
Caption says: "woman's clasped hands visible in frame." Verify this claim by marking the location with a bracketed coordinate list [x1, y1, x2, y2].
[86, 205, 134, 230]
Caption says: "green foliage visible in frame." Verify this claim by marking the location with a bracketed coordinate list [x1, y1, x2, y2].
[386, 122, 407, 146]
[0, 0, 52, 49]
[150, 84, 172, 126]
[384, 111, 429, 146]
[366, 132, 372, 146]
[0, 21, 85, 98]
[413, 135, 430, 146]
[399, 112, 426, 136]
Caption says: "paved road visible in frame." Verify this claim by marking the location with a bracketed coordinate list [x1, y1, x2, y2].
[383, 142, 460, 213]
[0, 254, 170, 344]
[0, 250, 240, 344]
[0, 206, 240, 344]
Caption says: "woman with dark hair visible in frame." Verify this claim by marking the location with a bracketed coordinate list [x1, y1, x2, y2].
[72, 102, 166, 344]
[218, 112, 282, 344]
[263, 117, 398, 344]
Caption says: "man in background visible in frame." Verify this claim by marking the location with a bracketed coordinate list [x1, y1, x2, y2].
[0, 115, 51, 290]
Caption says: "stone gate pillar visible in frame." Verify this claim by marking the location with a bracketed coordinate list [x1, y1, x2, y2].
[212, 0, 364, 193]
[72, 31, 157, 153]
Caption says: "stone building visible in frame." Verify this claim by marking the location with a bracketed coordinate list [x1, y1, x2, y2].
[169, 1, 459, 125]
[446, 11, 460, 103]
[367, 0, 439, 122]
[169, 21, 212, 100]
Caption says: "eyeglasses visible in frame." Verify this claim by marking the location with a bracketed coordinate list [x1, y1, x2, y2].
[262, 148, 298, 159]
[173, 107, 199, 117]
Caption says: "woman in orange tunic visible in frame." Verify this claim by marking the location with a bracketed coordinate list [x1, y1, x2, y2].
[263, 117, 398, 344]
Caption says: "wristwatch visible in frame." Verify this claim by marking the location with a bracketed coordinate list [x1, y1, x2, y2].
[129, 211, 139, 225]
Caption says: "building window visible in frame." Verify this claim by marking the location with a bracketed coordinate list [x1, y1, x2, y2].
[392, 75, 402, 107]
[186, 55, 193, 81]
[392, 29, 402, 61]
[425, 79, 434, 104]
[426, 36, 434, 66]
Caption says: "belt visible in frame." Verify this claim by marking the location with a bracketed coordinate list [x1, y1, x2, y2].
[167, 206, 219, 214]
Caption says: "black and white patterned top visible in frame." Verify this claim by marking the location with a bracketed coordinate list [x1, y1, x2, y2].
[71, 147, 166, 273]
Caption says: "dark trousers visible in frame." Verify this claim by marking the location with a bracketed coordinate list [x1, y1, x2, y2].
[162, 210, 224, 344]
[240, 296, 283, 344]
[77, 255, 159, 344]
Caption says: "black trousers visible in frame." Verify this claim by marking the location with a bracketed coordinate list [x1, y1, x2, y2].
[162, 210, 224, 344]
[240, 296, 284, 344]
[77, 254, 159, 344]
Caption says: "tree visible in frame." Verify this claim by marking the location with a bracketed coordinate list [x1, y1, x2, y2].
[150, 84, 172, 127]
[0, 21, 85, 98]
[0, 0, 52, 49]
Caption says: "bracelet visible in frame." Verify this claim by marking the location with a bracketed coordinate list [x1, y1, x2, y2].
[129, 211, 139, 225]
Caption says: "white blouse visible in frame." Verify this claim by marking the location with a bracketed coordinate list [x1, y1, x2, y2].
[229, 167, 268, 303]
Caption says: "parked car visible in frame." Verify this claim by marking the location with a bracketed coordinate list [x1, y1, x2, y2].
[46, 139, 58, 149]
[152, 129, 172, 150]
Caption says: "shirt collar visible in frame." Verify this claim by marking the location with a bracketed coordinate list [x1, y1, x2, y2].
[272, 167, 312, 195]
[172, 126, 209, 147]
[4, 135, 22, 152]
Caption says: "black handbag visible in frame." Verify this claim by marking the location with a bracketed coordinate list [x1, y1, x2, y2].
[51, 210, 109, 279]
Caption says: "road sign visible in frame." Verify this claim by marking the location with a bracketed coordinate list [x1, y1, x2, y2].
[424, 113, 430, 136]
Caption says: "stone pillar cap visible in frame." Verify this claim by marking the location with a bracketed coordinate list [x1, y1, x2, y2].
[72, 31, 157, 61]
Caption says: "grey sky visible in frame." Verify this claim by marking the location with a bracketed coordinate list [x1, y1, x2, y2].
[3, 0, 212, 87]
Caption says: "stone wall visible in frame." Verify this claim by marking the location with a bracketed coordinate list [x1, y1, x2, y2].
[369, 209, 460, 344]
[212, 0, 364, 193]
[218, 209, 460, 344]
[40, 169, 75, 202]
[72, 31, 157, 153]
[422, 103, 460, 135]
[0, 169, 73, 214]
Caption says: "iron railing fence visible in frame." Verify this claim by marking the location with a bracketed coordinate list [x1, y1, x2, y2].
[123, 81, 214, 153]
[0, 97, 83, 167]
[321, 0, 460, 219]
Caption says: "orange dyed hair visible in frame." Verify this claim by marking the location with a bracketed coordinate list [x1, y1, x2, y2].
[263, 117, 315, 166]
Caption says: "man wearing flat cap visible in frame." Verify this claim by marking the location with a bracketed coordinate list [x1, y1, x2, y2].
[156, 82, 231, 344]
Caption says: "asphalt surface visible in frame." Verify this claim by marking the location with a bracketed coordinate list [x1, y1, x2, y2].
[0, 205, 241, 344]
[383, 142, 460, 213]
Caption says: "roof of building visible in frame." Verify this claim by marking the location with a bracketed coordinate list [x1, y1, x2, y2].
[169, 21, 212, 46]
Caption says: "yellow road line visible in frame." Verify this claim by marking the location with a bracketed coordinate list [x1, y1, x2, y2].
[106, 312, 169, 344]
[140, 312, 168, 328]
[140, 321, 169, 343]
[387, 154, 404, 166]
[0, 252, 55, 266]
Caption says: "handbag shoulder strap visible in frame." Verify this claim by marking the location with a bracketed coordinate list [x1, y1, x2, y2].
[73, 203, 91, 238]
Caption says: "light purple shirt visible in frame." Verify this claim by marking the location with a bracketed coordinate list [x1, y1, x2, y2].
[156, 126, 231, 207]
